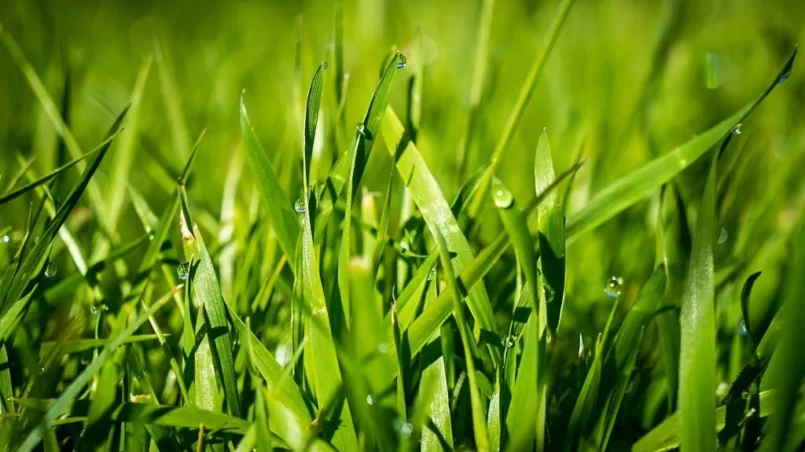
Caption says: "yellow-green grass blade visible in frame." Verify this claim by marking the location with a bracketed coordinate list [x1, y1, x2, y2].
[241, 92, 300, 266]
[678, 151, 718, 452]
[381, 107, 499, 363]
[534, 130, 566, 335]
[300, 190, 357, 449]
[467, 0, 577, 216]
[178, 196, 241, 417]
[566, 49, 797, 241]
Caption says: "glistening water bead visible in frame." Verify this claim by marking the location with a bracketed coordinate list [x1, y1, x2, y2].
[604, 276, 623, 298]
[44, 262, 57, 278]
[177, 262, 191, 280]
[294, 198, 306, 214]
[396, 53, 407, 69]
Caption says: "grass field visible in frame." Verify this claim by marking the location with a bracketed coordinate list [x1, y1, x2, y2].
[1, 0, 805, 450]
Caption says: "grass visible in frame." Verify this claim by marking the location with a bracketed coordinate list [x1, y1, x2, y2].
[1, 0, 805, 450]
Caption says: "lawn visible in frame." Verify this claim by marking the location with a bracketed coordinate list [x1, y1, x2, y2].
[0, 0, 804, 450]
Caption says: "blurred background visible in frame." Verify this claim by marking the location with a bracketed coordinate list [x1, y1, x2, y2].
[1, 0, 804, 384]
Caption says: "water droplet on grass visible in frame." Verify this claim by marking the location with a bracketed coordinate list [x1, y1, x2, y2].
[737, 319, 748, 337]
[733, 123, 743, 135]
[502, 335, 515, 348]
[321, 60, 328, 70]
[544, 284, 555, 303]
[44, 262, 57, 278]
[492, 181, 514, 209]
[2, 234, 9, 244]
[427, 268, 436, 281]
[779, 65, 792, 83]
[366, 394, 375, 405]
[718, 227, 728, 244]
[604, 276, 623, 298]
[396, 53, 407, 69]
[177, 262, 191, 280]
[91, 306, 99, 316]
[357, 123, 371, 139]
[294, 198, 306, 214]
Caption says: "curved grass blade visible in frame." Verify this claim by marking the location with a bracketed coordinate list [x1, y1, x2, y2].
[678, 152, 718, 452]
[567, 49, 797, 240]
[739, 271, 762, 346]
[304, 63, 326, 188]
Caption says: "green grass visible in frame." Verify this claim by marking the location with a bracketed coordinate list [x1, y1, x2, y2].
[1, 0, 805, 450]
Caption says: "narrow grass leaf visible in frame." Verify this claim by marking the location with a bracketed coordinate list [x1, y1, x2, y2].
[567, 49, 797, 240]
[678, 152, 718, 452]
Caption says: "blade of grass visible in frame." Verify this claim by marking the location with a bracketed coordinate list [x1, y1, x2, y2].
[466, 0, 577, 216]
[566, 49, 797, 240]
[178, 188, 241, 416]
[16, 285, 181, 452]
[433, 230, 489, 451]
[240, 92, 300, 266]
[678, 151, 718, 452]
[534, 130, 566, 335]
[381, 107, 499, 363]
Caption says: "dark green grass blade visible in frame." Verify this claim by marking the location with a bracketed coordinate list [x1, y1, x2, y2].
[241, 92, 300, 265]
[678, 152, 718, 452]
[633, 390, 799, 451]
[567, 49, 797, 240]
[16, 286, 180, 451]
[381, 107, 499, 362]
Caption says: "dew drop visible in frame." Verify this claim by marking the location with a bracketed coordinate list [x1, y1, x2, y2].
[81, 355, 91, 365]
[544, 284, 555, 303]
[177, 262, 191, 280]
[377, 343, 389, 354]
[716, 382, 730, 399]
[2, 234, 9, 244]
[100, 303, 109, 313]
[625, 381, 635, 394]
[604, 276, 623, 298]
[39, 366, 45, 374]
[321, 60, 328, 70]
[427, 268, 436, 282]
[366, 394, 375, 405]
[492, 181, 514, 209]
[733, 123, 743, 135]
[294, 198, 306, 214]
[395, 53, 407, 69]
[718, 227, 728, 245]
[741, 390, 750, 400]
[90, 306, 99, 317]
[779, 65, 792, 83]
[502, 335, 515, 349]
[44, 262, 57, 278]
